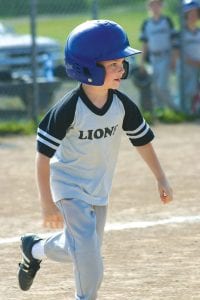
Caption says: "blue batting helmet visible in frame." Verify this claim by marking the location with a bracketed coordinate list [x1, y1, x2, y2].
[183, 0, 200, 13]
[64, 20, 141, 86]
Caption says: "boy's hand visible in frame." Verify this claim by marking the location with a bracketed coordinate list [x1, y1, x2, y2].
[158, 180, 173, 204]
[42, 203, 63, 229]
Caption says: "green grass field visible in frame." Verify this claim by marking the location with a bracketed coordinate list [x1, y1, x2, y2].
[6, 4, 179, 50]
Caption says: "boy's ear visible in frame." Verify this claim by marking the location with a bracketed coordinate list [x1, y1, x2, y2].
[122, 60, 129, 80]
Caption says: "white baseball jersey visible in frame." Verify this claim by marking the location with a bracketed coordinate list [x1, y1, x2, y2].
[37, 85, 154, 206]
[139, 15, 175, 53]
[176, 27, 200, 61]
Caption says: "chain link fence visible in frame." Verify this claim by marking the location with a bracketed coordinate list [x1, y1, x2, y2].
[0, 0, 100, 121]
[0, 0, 194, 121]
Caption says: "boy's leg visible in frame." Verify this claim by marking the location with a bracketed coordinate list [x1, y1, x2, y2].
[94, 204, 107, 247]
[42, 229, 71, 262]
[151, 54, 171, 109]
[43, 203, 107, 263]
[18, 199, 107, 299]
[50, 199, 107, 300]
[182, 64, 199, 113]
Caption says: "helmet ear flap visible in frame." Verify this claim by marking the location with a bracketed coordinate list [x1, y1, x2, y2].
[121, 60, 129, 79]
[83, 64, 106, 85]
[66, 59, 106, 86]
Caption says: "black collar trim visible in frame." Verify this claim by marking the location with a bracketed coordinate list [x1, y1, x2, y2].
[79, 85, 114, 116]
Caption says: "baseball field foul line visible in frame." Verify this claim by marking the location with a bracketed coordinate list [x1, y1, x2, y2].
[1, 215, 200, 246]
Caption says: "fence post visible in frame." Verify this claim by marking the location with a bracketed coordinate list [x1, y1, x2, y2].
[30, 0, 39, 125]
[179, 0, 186, 113]
[92, 0, 99, 19]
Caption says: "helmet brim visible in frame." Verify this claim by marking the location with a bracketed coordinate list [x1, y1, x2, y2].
[100, 46, 141, 61]
[121, 46, 141, 57]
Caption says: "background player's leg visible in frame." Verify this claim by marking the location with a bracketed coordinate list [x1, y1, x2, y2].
[151, 54, 171, 109]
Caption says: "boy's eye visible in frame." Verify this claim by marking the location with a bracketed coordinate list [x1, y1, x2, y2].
[110, 61, 124, 68]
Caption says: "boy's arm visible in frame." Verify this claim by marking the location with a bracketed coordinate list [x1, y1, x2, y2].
[140, 42, 148, 70]
[136, 142, 173, 204]
[35, 152, 63, 228]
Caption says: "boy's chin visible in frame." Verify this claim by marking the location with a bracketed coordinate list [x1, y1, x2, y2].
[108, 80, 121, 89]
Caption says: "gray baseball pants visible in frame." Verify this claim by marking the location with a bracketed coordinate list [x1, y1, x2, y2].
[177, 60, 200, 113]
[43, 198, 107, 300]
[150, 52, 172, 109]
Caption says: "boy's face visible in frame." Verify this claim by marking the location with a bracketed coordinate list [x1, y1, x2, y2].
[99, 58, 125, 89]
[186, 9, 199, 25]
[148, 1, 162, 16]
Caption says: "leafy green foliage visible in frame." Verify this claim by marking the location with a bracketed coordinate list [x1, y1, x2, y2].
[0, 120, 36, 135]
[165, 0, 180, 14]
[142, 111, 155, 125]
[143, 108, 197, 124]
[155, 108, 187, 123]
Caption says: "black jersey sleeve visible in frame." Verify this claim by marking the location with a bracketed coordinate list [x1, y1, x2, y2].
[172, 30, 180, 49]
[139, 20, 149, 42]
[37, 88, 79, 157]
[165, 16, 174, 30]
[115, 90, 154, 146]
[165, 16, 177, 41]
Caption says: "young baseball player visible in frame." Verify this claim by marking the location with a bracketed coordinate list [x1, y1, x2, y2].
[175, 0, 200, 114]
[139, 0, 176, 110]
[18, 20, 173, 300]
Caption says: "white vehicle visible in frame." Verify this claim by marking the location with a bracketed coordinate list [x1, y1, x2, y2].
[0, 23, 65, 112]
